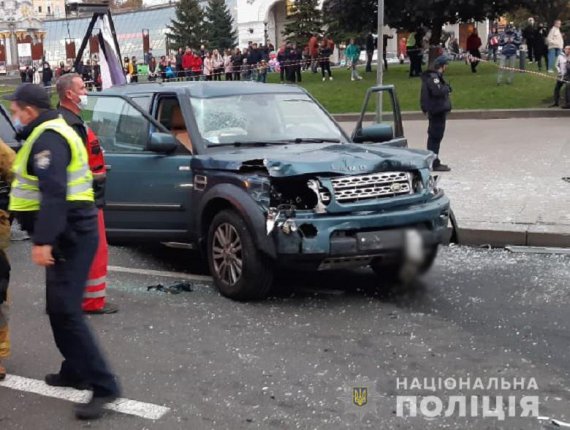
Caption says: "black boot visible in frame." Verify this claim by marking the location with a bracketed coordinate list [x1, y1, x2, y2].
[45, 373, 91, 390]
[74, 393, 119, 420]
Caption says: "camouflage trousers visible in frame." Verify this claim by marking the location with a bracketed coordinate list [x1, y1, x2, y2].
[0, 209, 11, 359]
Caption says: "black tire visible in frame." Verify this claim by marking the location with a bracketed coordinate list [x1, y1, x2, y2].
[207, 209, 274, 301]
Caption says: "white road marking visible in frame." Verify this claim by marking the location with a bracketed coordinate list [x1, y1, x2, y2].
[108, 265, 212, 282]
[0, 375, 170, 420]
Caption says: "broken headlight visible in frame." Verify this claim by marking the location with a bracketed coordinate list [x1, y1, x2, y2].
[426, 175, 440, 195]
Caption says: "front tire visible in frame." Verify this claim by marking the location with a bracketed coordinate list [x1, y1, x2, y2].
[207, 210, 273, 301]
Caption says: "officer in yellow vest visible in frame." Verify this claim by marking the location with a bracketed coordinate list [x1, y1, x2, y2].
[5, 84, 120, 420]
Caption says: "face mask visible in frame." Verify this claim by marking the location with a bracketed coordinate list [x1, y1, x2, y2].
[13, 118, 24, 133]
[78, 94, 88, 109]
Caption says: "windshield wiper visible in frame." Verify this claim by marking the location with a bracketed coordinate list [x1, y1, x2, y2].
[210, 140, 291, 148]
[288, 138, 341, 144]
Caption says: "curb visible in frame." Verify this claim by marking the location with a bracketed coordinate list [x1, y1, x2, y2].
[454, 222, 570, 248]
[334, 109, 570, 122]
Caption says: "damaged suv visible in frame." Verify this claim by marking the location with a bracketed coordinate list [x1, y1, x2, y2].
[83, 82, 450, 300]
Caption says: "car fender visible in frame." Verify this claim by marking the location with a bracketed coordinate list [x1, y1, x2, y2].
[198, 183, 277, 259]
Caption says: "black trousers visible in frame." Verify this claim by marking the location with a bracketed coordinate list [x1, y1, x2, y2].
[554, 80, 570, 106]
[427, 113, 447, 165]
[366, 51, 373, 72]
[46, 226, 119, 397]
[320, 61, 332, 77]
[469, 49, 481, 72]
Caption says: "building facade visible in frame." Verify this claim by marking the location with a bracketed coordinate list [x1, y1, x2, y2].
[32, 0, 66, 19]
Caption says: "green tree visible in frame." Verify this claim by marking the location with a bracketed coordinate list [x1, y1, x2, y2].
[204, 0, 238, 50]
[282, 0, 323, 47]
[323, 0, 528, 44]
[167, 0, 205, 50]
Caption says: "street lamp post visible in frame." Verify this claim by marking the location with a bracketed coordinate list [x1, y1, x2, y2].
[376, 0, 384, 122]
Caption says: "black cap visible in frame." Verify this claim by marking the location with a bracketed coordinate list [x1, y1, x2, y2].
[4, 83, 51, 109]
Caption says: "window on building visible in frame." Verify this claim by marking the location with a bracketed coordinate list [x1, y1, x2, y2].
[47, 6, 51, 14]
[38, 6, 42, 12]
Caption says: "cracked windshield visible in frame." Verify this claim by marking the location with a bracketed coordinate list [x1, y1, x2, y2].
[191, 94, 346, 145]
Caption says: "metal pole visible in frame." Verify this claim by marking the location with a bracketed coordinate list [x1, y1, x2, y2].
[376, 0, 384, 122]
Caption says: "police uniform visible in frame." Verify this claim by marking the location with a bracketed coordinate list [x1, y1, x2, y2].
[420, 56, 452, 171]
[6, 84, 119, 417]
[0, 139, 15, 379]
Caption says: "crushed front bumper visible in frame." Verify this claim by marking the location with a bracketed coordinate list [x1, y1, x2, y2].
[271, 193, 450, 269]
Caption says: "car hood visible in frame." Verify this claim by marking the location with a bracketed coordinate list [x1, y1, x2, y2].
[192, 143, 433, 177]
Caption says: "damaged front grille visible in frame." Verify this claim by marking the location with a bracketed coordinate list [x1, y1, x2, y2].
[330, 172, 413, 203]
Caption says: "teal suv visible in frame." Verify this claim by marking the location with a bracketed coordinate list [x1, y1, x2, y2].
[82, 82, 451, 300]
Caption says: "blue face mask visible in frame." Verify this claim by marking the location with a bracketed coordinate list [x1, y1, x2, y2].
[13, 118, 24, 133]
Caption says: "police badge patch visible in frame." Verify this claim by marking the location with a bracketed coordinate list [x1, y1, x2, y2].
[34, 150, 51, 170]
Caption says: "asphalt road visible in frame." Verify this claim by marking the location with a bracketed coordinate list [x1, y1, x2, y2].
[1, 242, 569, 429]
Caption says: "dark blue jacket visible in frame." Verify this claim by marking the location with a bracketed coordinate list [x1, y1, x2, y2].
[499, 29, 521, 58]
[420, 70, 452, 115]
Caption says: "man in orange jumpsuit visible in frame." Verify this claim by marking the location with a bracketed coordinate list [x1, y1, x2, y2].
[56, 73, 118, 314]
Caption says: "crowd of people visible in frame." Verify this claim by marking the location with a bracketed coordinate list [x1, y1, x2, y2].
[122, 35, 338, 85]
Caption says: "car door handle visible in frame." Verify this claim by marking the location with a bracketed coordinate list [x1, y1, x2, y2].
[105, 164, 112, 171]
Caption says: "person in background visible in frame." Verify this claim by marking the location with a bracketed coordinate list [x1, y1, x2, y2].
[144, 48, 153, 66]
[383, 33, 394, 70]
[487, 27, 500, 62]
[420, 55, 452, 172]
[148, 57, 158, 82]
[497, 24, 521, 85]
[182, 48, 193, 81]
[26, 66, 34, 84]
[123, 57, 131, 82]
[522, 17, 537, 63]
[92, 61, 102, 91]
[159, 55, 167, 81]
[129, 56, 138, 83]
[345, 38, 362, 81]
[365, 32, 376, 73]
[399, 37, 407, 64]
[466, 29, 482, 73]
[277, 43, 287, 83]
[212, 49, 224, 81]
[319, 38, 333, 81]
[257, 60, 268, 83]
[224, 49, 233, 81]
[175, 47, 184, 80]
[547, 20, 564, 74]
[203, 51, 213, 81]
[42, 62, 53, 94]
[407, 28, 424, 77]
[552, 45, 570, 108]
[294, 43, 303, 83]
[308, 33, 319, 73]
[534, 23, 549, 71]
[0, 135, 15, 381]
[232, 48, 243, 81]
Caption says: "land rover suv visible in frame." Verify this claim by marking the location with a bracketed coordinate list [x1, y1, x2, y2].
[81, 82, 450, 300]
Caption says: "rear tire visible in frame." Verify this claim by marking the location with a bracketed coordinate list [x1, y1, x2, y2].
[207, 209, 273, 301]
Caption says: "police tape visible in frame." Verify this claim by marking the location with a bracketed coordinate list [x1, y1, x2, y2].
[466, 53, 570, 84]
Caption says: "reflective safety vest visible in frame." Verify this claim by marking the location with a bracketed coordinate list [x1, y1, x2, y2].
[9, 117, 94, 212]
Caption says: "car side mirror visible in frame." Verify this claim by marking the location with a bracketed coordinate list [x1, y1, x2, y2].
[352, 124, 394, 143]
[147, 132, 178, 153]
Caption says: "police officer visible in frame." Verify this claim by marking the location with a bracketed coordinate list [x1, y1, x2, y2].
[420, 55, 452, 172]
[6, 83, 120, 420]
[56, 73, 118, 314]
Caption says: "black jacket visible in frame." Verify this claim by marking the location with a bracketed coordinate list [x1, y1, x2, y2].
[420, 70, 452, 115]
[15, 110, 96, 246]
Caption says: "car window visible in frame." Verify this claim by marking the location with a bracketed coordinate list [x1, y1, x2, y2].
[82, 96, 151, 153]
[0, 109, 15, 145]
[130, 95, 152, 113]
